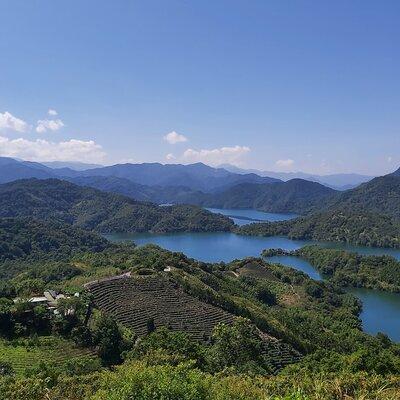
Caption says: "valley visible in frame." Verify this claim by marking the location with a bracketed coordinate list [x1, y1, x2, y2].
[105, 224, 400, 342]
[2, 4, 400, 398]
[1, 162, 400, 399]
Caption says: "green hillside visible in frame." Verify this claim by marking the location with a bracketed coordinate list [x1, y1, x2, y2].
[238, 209, 400, 248]
[1, 230, 400, 399]
[0, 336, 99, 376]
[265, 245, 400, 291]
[328, 175, 400, 220]
[0, 179, 233, 233]
[176, 179, 337, 214]
[0, 217, 109, 263]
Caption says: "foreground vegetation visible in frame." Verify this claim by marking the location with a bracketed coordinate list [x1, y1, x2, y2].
[0, 218, 400, 399]
[1, 360, 400, 400]
[0, 336, 98, 376]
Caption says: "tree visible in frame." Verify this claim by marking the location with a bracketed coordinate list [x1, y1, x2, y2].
[0, 361, 13, 376]
[93, 315, 124, 366]
[207, 318, 269, 374]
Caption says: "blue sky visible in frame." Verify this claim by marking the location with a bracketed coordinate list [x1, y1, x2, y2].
[0, 0, 399, 175]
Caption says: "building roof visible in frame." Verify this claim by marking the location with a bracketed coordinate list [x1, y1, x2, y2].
[28, 296, 48, 303]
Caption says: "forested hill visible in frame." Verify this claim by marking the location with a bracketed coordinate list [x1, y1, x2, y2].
[327, 175, 400, 220]
[175, 179, 338, 214]
[70, 169, 400, 221]
[173, 172, 400, 218]
[68, 175, 196, 204]
[0, 217, 109, 263]
[237, 209, 400, 248]
[0, 179, 233, 233]
[234, 174, 400, 248]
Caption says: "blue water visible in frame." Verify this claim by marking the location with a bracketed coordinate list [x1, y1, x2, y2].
[267, 255, 323, 281]
[105, 232, 315, 263]
[205, 207, 297, 226]
[105, 231, 400, 263]
[347, 288, 400, 341]
[266, 255, 400, 342]
[104, 208, 400, 342]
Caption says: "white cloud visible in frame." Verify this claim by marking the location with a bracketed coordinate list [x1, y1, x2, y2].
[0, 136, 106, 163]
[163, 131, 188, 144]
[182, 145, 250, 166]
[0, 111, 29, 133]
[48, 109, 58, 116]
[36, 119, 65, 133]
[388, 156, 393, 163]
[166, 153, 175, 161]
[275, 159, 295, 168]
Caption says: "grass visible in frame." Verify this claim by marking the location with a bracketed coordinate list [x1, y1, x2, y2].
[0, 335, 97, 375]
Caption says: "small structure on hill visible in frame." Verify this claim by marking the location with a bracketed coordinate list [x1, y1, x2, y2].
[14, 290, 78, 313]
[28, 296, 48, 305]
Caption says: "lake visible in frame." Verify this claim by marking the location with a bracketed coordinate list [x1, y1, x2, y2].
[265, 255, 400, 341]
[106, 231, 315, 262]
[205, 207, 297, 226]
[104, 208, 400, 342]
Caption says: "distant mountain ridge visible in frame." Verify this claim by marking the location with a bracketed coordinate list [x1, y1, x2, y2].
[0, 158, 280, 192]
[219, 164, 374, 190]
[171, 179, 338, 214]
[0, 157, 55, 183]
[72, 162, 281, 192]
[41, 161, 102, 170]
[3, 157, 400, 223]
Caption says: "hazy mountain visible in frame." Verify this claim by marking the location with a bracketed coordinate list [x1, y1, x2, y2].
[219, 164, 374, 190]
[391, 167, 400, 176]
[0, 159, 280, 192]
[0, 157, 55, 183]
[42, 161, 103, 170]
[73, 162, 281, 192]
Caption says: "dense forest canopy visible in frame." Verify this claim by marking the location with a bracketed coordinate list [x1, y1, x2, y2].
[0, 179, 233, 233]
[0, 218, 109, 263]
[327, 175, 400, 221]
[264, 245, 400, 292]
[237, 209, 400, 248]
[173, 179, 338, 213]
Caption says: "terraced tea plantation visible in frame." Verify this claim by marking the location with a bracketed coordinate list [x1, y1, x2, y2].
[258, 333, 301, 374]
[87, 274, 301, 373]
[0, 336, 98, 375]
[87, 275, 235, 341]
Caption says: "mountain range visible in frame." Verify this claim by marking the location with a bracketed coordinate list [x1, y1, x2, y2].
[2, 156, 400, 248]
[0, 157, 279, 192]
[1, 157, 399, 220]
[218, 164, 374, 190]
